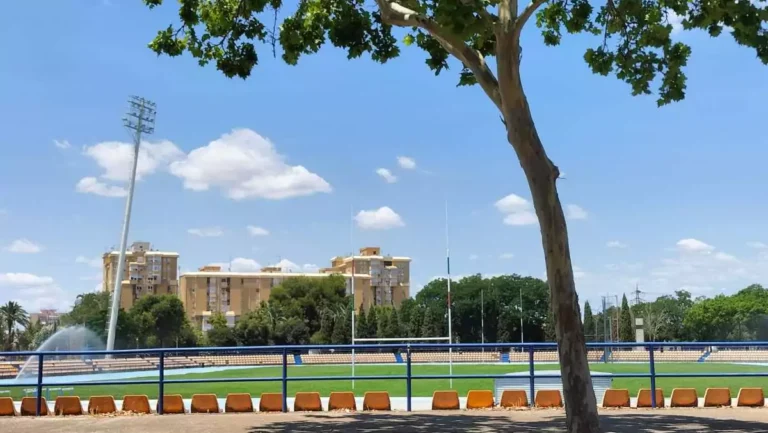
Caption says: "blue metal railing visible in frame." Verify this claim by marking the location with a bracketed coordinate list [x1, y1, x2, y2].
[3, 341, 768, 415]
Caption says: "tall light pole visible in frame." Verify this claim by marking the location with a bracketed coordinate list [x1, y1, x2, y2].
[480, 285, 485, 354]
[519, 286, 524, 343]
[106, 96, 156, 354]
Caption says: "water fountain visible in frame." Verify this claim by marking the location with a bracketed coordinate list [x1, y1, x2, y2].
[15, 326, 105, 381]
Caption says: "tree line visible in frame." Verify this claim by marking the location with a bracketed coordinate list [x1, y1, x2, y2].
[207, 273, 552, 347]
[5, 280, 768, 352]
[582, 284, 768, 343]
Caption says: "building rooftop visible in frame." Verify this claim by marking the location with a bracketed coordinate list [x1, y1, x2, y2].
[181, 271, 370, 278]
[331, 255, 411, 262]
[107, 251, 179, 256]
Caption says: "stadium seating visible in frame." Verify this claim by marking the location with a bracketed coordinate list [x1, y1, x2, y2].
[707, 350, 768, 363]
[410, 352, 498, 363]
[3, 386, 766, 417]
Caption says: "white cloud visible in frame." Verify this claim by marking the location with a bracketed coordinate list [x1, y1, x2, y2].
[5, 239, 43, 254]
[397, 156, 416, 170]
[169, 129, 332, 200]
[83, 139, 184, 182]
[270, 259, 301, 272]
[75, 177, 128, 197]
[0, 273, 69, 311]
[747, 241, 768, 249]
[503, 212, 538, 226]
[302, 263, 320, 272]
[376, 168, 397, 183]
[76, 256, 102, 268]
[714, 252, 738, 262]
[246, 225, 270, 236]
[606, 241, 628, 249]
[494, 194, 538, 226]
[355, 206, 405, 230]
[54, 139, 71, 149]
[565, 204, 588, 220]
[80, 274, 102, 281]
[188, 227, 224, 237]
[499, 253, 515, 259]
[667, 10, 684, 34]
[0, 273, 54, 286]
[469, 254, 479, 261]
[231, 258, 262, 272]
[676, 238, 715, 253]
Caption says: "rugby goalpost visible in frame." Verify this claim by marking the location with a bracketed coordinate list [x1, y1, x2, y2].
[350, 336, 453, 389]
[347, 201, 455, 389]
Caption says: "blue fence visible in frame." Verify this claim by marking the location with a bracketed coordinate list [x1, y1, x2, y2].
[2, 341, 768, 416]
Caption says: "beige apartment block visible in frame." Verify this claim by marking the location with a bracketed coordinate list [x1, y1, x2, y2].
[102, 241, 179, 310]
[179, 247, 410, 328]
[29, 309, 60, 326]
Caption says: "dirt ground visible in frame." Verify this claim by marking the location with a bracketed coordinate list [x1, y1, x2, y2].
[2, 409, 768, 432]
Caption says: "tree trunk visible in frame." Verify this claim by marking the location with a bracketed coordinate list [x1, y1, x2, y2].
[502, 84, 601, 433]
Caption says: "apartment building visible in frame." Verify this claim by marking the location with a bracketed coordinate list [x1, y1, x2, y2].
[324, 246, 411, 307]
[102, 241, 179, 309]
[179, 247, 410, 328]
[29, 309, 60, 326]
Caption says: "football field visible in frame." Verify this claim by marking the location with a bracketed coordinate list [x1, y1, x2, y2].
[2, 362, 767, 400]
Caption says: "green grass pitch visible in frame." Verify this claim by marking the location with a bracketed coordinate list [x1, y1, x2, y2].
[2, 363, 768, 400]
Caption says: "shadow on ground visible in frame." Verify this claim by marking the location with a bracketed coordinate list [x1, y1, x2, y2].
[248, 412, 768, 433]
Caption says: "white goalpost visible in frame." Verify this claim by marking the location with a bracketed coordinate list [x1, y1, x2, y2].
[351, 336, 453, 389]
[346, 202, 456, 389]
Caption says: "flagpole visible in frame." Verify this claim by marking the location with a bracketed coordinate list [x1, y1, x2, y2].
[350, 205, 356, 390]
[445, 200, 453, 388]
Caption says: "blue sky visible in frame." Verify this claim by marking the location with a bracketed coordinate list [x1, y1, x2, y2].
[1, 0, 767, 313]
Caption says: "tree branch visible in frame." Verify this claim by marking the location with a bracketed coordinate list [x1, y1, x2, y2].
[376, 0, 502, 111]
[513, 0, 548, 43]
[460, 0, 498, 23]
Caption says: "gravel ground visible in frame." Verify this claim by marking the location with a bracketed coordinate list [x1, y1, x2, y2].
[2, 409, 768, 432]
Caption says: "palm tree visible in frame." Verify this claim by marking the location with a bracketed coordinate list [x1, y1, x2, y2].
[0, 301, 29, 351]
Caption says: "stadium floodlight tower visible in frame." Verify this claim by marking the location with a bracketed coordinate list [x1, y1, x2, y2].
[105, 96, 157, 355]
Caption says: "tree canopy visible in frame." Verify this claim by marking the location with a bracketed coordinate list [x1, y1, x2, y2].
[143, 0, 767, 106]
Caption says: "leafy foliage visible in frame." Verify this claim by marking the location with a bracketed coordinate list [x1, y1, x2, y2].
[144, 0, 767, 106]
[0, 301, 29, 351]
[583, 301, 595, 342]
[619, 294, 634, 342]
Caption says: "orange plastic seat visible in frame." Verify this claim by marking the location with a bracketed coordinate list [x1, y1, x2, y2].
[432, 390, 460, 410]
[670, 388, 698, 408]
[122, 395, 151, 414]
[328, 392, 356, 411]
[294, 392, 323, 411]
[362, 391, 391, 411]
[20, 397, 48, 416]
[87, 395, 117, 414]
[54, 396, 83, 416]
[225, 393, 253, 413]
[737, 388, 765, 407]
[703, 388, 731, 407]
[259, 393, 283, 412]
[158, 394, 185, 414]
[191, 394, 220, 413]
[499, 390, 528, 408]
[534, 390, 563, 408]
[636, 389, 665, 408]
[466, 390, 494, 409]
[0, 397, 16, 416]
[602, 389, 630, 408]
